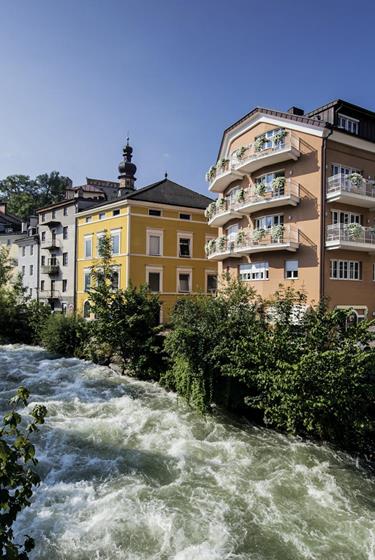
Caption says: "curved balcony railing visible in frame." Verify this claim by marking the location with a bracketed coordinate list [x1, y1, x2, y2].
[327, 173, 375, 208]
[206, 224, 299, 260]
[326, 224, 375, 251]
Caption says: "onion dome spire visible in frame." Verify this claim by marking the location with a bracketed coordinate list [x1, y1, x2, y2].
[118, 137, 137, 192]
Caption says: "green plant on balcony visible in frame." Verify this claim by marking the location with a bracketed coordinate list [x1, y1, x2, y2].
[252, 228, 266, 242]
[205, 239, 216, 255]
[216, 197, 226, 212]
[346, 223, 364, 240]
[255, 182, 267, 197]
[273, 129, 288, 145]
[271, 224, 285, 242]
[235, 230, 246, 246]
[235, 146, 247, 160]
[348, 173, 363, 187]
[236, 188, 245, 203]
[217, 158, 230, 171]
[217, 236, 227, 251]
[254, 135, 267, 152]
[206, 166, 217, 182]
[272, 176, 286, 193]
[204, 201, 216, 220]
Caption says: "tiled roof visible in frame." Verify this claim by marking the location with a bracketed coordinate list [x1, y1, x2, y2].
[126, 178, 213, 209]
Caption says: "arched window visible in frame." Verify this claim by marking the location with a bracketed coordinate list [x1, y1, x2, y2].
[83, 300, 91, 319]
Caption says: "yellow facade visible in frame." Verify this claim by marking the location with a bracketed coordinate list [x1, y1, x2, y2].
[76, 199, 217, 321]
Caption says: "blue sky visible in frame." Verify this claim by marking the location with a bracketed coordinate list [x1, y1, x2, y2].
[1, 0, 375, 195]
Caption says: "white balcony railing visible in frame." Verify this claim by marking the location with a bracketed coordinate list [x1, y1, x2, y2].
[41, 237, 62, 249]
[206, 224, 299, 260]
[326, 224, 375, 251]
[327, 173, 375, 207]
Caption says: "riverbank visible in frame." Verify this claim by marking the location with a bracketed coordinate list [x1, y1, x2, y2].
[1, 344, 375, 560]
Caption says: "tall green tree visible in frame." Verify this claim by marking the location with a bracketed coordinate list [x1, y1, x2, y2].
[0, 172, 71, 220]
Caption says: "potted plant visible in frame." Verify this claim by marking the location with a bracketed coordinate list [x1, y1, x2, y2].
[216, 197, 226, 211]
[217, 158, 230, 171]
[205, 239, 216, 255]
[252, 228, 266, 242]
[271, 224, 284, 242]
[235, 146, 247, 160]
[206, 166, 216, 182]
[255, 182, 267, 197]
[272, 176, 286, 194]
[254, 136, 267, 152]
[236, 230, 246, 246]
[346, 223, 363, 240]
[347, 173, 363, 188]
[217, 236, 227, 251]
[236, 188, 245, 203]
[204, 201, 216, 220]
[273, 129, 287, 145]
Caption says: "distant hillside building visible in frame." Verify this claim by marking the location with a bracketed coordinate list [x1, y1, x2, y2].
[0, 202, 23, 276]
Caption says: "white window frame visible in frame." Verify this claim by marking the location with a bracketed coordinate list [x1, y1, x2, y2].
[84, 269, 91, 292]
[331, 210, 362, 225]
[255, 214, 284, 230]
[177, 268, 192, 293]
[205, 270, 217, 294]
[177, 232, 193, 258]
[149, 208, 162, 217]
[83, 300, 91, 319]
[96, 232, 105, 256]
[255, 170, 285, 192]
[226, 223, 239, 241]
[338, 114, 359, 135]
[146, 266, 163, 293]
[332, 163, 361, 176]
[84, 235, 93, 258]
[111, 266, 120, 290]
[85, 216, 92, 223]
[179, 213, 191, 221]
[330, 260, 362, 281]
[99, 212, 106, 220]
[147, 229, 163, 256]
[239, 262, 269, 281]
[110, 229, 121, 255]
[255, 128, 285, 150]
[285, 260, 299, 279]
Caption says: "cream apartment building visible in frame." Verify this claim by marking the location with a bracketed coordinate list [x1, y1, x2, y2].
[205, 99, 375, 321]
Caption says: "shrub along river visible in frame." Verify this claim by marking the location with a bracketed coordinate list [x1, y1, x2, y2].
[1, 345, 374, 560]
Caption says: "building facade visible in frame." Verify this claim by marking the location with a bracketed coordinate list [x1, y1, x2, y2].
[0, 202, 23, 277]
[15, 217, 39, 299]
[76, 142, 217, 321]
[205, 99, 375, 321]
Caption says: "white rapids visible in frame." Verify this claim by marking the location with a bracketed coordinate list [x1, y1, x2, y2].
[0, 344, 374, 560]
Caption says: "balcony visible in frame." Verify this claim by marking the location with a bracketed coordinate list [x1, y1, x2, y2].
[43, 218, 61, 227]
[206, 224, 299, 260]
[326, 224, 375, 252]
[41, 237, 61, 250]
[40, 290, 61, 301]
[326, 173, 375, 208]
[205, 198, 243, 228]
[41, 262, 60, 275]
[236, 179, 300, 215]
[206, 160, 242, 194]
[206, 132, 300, 193]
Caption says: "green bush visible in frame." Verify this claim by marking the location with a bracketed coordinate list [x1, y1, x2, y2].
[41, 314, 91, 358]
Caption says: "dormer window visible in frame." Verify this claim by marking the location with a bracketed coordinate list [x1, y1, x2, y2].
[338, 114, 359, 135]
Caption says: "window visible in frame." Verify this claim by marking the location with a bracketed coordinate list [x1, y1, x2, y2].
[61, 302, 67, 315]
[332, 164, 360, 177]
[255, 171, 285, 194]
[22, 246, 25, 257]
[177, 269, 192, 293]
[63, 226, 68, 239]
[180, 213, 191, 220]
[84, 270, 91, 292]
[206, 273, 217, 293]
[22, 265, 25, 276]
[96, 233, 105, 256]
[63, 253, 68, 265]
[41, 214, 45, 222]
[113, 209, 120, 216]
[62, 279, 67, 292]
[99, 212, 105, 220]
[83, 300, 91, 319]
[41, 280, 45, 291]
[111, 268, 119, 290]
[29, 265, 33, 276]
[85, 216, 92, 223]
[331, 210, 362, 225]
[255, 128, 285, 150]
[239, 262, 269, 281]
[330, 260, 362, 280]
[51, 280, 56, 293]
[111, 231, 120, 255]
[226, 224, 239, 242]
[41, 231, 46, 241]
[52, 210, 56, 219]
[148, 272, 160, 292]
[63, 207, 68, 216]
[255, 214, 284, 230]
[338, 114, 359, 135]
[149, 209, 161, 217]
[29, 288, 32, 297]
[147, 230, 163, 256]
[84, 236, 92, 258]
[41, 255, 45, 266]
[30, 245, 34, 256]
[178, 234, 192, 258]
[285, 260, 299, 279]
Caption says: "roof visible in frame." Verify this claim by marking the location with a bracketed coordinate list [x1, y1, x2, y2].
[81, 178, 213, 211]
[0, 210, 22, 230]
[306, 99, 375, 119]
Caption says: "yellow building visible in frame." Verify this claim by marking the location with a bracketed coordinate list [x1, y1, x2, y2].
[76, 143, 217, 321]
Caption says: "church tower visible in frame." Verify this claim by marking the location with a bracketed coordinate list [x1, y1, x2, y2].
[118, 138, 137, 194]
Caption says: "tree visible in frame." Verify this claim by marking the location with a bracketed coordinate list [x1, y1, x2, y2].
[0, 386, 47, 559]
[0, 172, 72, 220]
[88, 232, 163, 378]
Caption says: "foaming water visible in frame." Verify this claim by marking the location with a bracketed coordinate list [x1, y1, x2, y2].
[0, 345, 374, 560]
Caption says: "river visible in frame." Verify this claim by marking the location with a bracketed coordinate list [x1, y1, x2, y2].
[0, 344, 374, 560]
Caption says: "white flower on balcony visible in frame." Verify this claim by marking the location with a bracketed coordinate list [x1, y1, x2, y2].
[348, 173, 363, 187]
[346, 223, 363, 240]
[271, 224, 285, 241]
[252, 228, 266, 242]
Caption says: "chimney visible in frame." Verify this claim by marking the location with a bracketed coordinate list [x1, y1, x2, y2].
[0, 201, 6, 214]
[288, 106, 304, 116]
